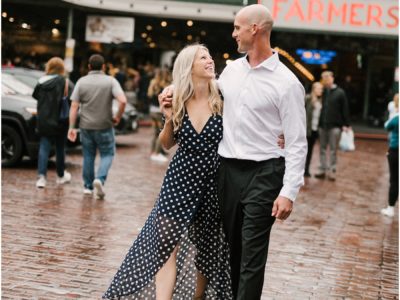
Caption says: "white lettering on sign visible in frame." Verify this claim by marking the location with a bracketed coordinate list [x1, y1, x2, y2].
[259, 0, 398, 36]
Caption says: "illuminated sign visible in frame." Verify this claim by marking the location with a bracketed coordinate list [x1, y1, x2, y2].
[296, 49, 337, 65]
[259, 0, 399, 36]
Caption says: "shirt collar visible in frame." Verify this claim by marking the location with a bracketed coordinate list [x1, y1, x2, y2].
[88, 70, 104, 75]
[242, 50, 280, 71]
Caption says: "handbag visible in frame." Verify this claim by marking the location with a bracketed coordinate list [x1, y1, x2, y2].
[59, 79, 69, 121]
[339, 129, 355, 151]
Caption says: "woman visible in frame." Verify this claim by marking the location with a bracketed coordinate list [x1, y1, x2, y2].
[381, 93, 398, 217]
[147, 67, 172, 163]
[304, 81, 323, 177]
[103, 44, 232, 299]
[32, 57, 72, 188]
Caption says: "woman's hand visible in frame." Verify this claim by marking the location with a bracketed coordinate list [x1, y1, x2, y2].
[158, 85, 174, 120]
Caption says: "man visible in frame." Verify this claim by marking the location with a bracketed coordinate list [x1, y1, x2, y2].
[160, 4, 306, 299]
[216, 5, 306, 299]
[68, 54, 126, 199]
[315, 71, 350, 181]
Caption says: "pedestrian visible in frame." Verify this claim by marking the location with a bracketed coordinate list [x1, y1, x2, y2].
[387, 93, 398, 121]
[147, 67, 171, 162]
[216, 5, 306, 299]
[381, 93, 398, 217]
[304, 81, 323, 177]
[33, 57, 73, 188]
[67, 54, 127, 199]
[103, 44, 232, 299]
[315, 70, 351, 181]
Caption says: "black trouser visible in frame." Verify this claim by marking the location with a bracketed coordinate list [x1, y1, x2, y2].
[388, 148, 399, 206]
[305, 130, 319, 175]
[218, 157, 285, 300]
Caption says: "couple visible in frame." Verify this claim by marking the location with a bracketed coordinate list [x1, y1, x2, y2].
[104, 4, 306, 300]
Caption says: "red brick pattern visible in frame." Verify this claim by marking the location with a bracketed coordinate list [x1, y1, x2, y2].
[2, 128, 398, 299]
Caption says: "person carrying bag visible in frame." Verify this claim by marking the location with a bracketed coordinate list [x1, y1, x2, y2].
[32, 57, 73, 188]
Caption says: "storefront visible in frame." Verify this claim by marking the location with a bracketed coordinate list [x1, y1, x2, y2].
[2, 0, 398, 125]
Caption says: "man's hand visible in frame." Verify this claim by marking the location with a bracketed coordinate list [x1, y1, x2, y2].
[68, 128, 77, 142]
[342, 126, 351, 132]
[272, 196, 293, 220]
[113, 116, 121, 126]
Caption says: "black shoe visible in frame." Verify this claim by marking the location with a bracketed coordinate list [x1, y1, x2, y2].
[304, 171, 311, 177]
[314, 171, 325, 179]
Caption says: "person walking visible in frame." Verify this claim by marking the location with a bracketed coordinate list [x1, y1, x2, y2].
[67, 54, 126, 199]
[147, 67, 171, 163]
[33, 57, 73, 188]
[315, 70, 350, 181]
[304, 82, 323, 177]
[103, 44, 232, 299]
[381, 93, 398, 217]
[215, 5, 307, 299]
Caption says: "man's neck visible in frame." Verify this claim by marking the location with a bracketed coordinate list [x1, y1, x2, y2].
[247, 45, 273, 68]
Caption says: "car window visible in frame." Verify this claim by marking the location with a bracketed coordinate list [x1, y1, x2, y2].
[2, 73, 34, 95]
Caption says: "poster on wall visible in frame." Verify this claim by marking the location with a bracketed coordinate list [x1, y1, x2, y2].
[85, 16, 135, 44]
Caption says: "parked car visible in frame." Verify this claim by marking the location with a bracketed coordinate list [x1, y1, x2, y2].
[1, 73, 40, 167]
[3, 67, 139, 134]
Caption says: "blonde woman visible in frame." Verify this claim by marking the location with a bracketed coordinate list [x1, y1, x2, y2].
[32, 57, 72, 188]
[103, 44, 232, 299]
[304, 81, 323, 177]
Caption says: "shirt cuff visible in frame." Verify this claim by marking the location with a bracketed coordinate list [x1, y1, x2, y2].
[279, 185, 300, 202]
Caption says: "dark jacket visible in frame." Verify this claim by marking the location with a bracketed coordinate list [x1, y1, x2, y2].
[319, 85, 350, 129]
[32, 75, 70, 136]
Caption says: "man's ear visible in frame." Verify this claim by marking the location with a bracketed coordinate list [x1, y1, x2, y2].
[251, 23, 258, 35]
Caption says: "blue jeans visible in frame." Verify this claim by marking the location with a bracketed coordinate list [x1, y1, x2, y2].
[80, 128, 115, 190]
[38, 134, 66, 177]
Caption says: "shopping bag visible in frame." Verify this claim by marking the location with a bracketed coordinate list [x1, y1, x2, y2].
[339, 129, 355, 151]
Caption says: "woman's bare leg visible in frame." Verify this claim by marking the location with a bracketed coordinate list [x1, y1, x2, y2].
[194, 271, 207, 299]
[155, 246, 179, 300]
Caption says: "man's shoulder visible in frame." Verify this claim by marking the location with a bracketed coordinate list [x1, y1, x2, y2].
[77, 72, 113, 84]
[219, 57, 245, 79]
[276, 61, 300, 84]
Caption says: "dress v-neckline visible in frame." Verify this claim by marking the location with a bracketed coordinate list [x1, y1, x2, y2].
[186, 113, 213, 135]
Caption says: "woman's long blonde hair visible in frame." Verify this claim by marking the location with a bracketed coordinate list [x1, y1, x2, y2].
[171, 44, 222, 132]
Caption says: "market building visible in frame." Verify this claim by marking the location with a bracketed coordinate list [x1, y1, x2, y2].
[2, 0, 399, 126]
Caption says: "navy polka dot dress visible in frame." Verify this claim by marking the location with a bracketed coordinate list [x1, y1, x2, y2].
[103, 113, 233, 299]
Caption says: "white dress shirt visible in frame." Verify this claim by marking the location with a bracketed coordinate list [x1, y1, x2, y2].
[217, 51, 307, 201]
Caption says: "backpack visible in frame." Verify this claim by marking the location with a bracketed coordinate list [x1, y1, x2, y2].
[33, 76, 68, 136]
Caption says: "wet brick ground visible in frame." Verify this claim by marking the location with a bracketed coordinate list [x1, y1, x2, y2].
[2, 127, 398, 299]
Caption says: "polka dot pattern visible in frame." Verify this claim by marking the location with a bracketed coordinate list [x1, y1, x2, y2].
[103, 114, 233, 299]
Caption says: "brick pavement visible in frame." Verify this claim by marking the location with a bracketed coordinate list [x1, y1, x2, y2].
[2, 127, 398, 299]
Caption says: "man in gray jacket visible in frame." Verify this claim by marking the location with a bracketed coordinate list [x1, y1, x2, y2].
[68, 54, 126, 199]
[315, 70, 351, 181]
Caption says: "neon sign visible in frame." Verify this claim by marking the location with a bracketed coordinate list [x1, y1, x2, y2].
[296, 49, 337, 65]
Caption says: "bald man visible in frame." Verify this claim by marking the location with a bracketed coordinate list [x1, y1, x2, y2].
[217, 4, 307, 299]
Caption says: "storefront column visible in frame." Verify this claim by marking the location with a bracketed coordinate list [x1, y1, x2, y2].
[363, 57, 372, 120]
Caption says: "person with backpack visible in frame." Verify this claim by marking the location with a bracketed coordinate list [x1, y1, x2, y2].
[32, 57, 73, 188]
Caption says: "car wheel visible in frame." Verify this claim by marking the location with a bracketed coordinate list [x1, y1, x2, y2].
[2, 125, 23, 167]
